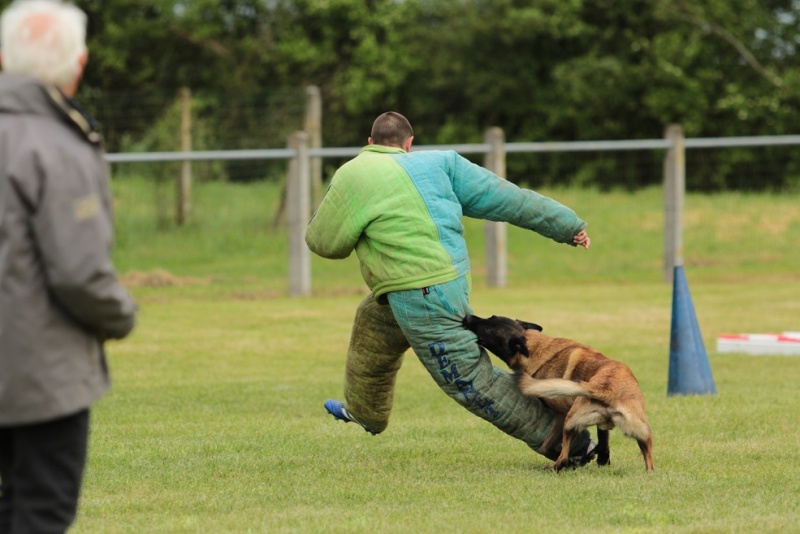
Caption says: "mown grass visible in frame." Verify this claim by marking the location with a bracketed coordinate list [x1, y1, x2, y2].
[70, 178, 800, 533]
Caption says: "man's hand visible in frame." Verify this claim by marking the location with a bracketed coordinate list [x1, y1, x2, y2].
[573, 229, 591, 250]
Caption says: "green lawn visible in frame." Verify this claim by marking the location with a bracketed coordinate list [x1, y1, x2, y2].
[70, 179, 800, 532]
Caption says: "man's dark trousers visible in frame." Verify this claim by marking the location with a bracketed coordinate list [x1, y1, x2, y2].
[0, 409, 89, 534]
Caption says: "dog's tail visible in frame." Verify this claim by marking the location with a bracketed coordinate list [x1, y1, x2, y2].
[517, 374, 597, 400]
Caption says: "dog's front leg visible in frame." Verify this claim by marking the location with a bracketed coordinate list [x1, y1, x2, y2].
[539, 414, 565, 461]
[551, 401, 592, 471]
[550, 428, 579, 471]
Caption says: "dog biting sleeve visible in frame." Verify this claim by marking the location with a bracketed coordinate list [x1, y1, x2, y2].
[387, 276, 591, 457]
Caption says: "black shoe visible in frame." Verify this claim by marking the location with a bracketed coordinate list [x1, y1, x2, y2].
[568, 439, 597, 468]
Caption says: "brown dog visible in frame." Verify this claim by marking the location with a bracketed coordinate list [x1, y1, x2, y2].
[463, 314, 654, 472]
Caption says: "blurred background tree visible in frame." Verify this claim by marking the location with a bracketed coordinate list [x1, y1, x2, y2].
[2, 0, 795, 189]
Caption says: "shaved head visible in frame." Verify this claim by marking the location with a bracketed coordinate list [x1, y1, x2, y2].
[370, 112, 414, 148]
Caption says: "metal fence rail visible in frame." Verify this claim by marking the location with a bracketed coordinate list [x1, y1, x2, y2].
[106, 131, 800, 296]
[106, 135, 800, 163]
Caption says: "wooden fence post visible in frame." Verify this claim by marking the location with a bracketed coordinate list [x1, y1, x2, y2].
[176, 87, 192, 225]
[304, 85, 323, 208]
[287, 131, 311, 296]
[484, 127, 507, 288]
[663, 124, 685, 282]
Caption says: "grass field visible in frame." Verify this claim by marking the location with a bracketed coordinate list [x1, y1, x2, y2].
[70, 179, 800, 533]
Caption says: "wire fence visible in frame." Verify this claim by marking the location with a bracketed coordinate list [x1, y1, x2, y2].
[82, 87, 307, 183]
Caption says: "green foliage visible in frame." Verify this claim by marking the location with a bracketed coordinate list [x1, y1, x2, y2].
[81, 0, 275, 91]
[64, 0, 800, 190]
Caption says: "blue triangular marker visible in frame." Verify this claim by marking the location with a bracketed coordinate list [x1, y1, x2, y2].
[668, 266, 717, 396]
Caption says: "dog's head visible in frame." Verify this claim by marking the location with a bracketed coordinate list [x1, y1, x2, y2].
[462, 314, 542, 365]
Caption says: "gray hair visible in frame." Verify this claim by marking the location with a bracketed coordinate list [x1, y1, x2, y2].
[1, 0, 87, 88]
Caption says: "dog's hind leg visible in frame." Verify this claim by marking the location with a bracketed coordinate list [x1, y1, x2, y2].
[637, 436, 655, 472]
[636, 420, 655, 472]
[596, 428, 610, 466]
[615, 410, 655, 471]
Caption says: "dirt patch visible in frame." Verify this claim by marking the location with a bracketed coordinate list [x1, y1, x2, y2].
[120, 269, 212, 288]
[229, 285, 370, 300]
[229, 289, 287, 300]
[685, 256, 721, 267]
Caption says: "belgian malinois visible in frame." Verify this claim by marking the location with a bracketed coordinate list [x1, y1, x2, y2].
[463, 314, 654, 472]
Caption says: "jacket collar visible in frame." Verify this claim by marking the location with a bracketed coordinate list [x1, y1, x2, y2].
[359, 144, 406, 155]
[45, 85, 102, 144]
[0, 73, 102, 145]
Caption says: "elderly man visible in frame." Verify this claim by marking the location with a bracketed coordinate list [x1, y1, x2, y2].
[0, 1, 137, 532]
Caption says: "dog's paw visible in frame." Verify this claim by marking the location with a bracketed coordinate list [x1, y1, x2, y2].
[549, 460, 571, 472]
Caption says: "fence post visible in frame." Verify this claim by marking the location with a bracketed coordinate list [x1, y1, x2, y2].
[176, 87, 192, 225]
[304, 85, 323, 208]
[287, 131, 311, 296]
[663, 124, 685, 283]
[484, 127, 507, 288]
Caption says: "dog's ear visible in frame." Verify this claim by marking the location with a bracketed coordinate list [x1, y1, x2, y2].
[509, 336, 530, 357]
[517, 320, 543, 332]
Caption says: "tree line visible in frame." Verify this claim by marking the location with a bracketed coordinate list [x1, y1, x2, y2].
[4, 0, 798, 190]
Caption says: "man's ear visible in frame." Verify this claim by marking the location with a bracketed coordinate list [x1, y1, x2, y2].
[62, 50, 89, 97]
[79, 49, 88, 70]
[509, 336, 530, 357]
[517, 320, 543, 332]
[403, 136, 413, 152]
